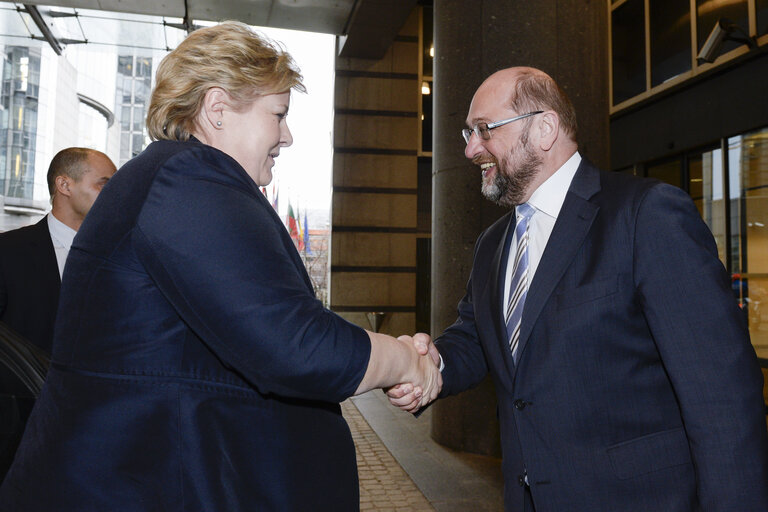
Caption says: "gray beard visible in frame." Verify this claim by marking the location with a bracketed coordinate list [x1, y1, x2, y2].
[481, 133, 542, 207]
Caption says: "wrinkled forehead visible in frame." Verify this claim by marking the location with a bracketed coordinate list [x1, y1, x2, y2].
[465, 78, 516, 126]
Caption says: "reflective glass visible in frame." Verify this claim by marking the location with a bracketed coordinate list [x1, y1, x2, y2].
[729, 128, 768, 359]
[758, 0, 768, 36]
[649, 0, 691, 86]
[696, 0, 749, 57]
[646, 158, 682, 188]
[612, 0, 646, 104]
[688, 146, 725, 263]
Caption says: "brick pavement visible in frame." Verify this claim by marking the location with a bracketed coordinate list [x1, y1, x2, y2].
[341, 399, 435, 512]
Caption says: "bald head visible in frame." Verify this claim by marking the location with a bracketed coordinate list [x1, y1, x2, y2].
[48, 147, 116, 230]
[478, 67, 578, 140]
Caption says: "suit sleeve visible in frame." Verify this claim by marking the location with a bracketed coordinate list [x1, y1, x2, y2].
[434, 237, 491, 396]
[634, 183, 768, 508]
[133, 157, 371, 403]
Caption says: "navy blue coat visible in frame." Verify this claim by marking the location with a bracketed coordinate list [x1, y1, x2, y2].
[436, 160, 768, 511]
[0, 139, 371, 511]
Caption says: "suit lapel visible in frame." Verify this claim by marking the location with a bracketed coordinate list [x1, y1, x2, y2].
[515, 161, 601, 365]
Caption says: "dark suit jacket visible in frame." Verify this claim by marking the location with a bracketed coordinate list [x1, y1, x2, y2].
[0, 139, 372, 511]
[0, 216, 61, 352]
[436, 159, 768, 511]
[0, 216, 60, 480]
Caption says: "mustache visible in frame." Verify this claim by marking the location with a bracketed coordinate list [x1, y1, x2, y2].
[472, 154, 498, 166]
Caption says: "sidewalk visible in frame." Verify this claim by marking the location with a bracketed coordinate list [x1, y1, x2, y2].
[342, 391, 504, 512]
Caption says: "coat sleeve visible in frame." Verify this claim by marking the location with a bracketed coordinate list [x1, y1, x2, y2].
[133, 154, 371, 403]
[633, 182, 768, 508]
[434, 237, 491, 396]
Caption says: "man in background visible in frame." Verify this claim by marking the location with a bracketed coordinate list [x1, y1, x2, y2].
[0, 147, 116, 480]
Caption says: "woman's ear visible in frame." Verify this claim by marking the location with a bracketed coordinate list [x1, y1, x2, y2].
[200, 87, 228, 130]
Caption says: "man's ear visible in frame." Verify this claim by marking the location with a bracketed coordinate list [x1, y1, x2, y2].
[55, 175, 71, 198]
[200, 87, 228, 131]
[536, 111, 560, 151]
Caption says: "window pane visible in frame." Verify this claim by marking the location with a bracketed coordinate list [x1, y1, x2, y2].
[646, 158, 682, 188]
[689, 147, 725, 263]
[132, 106, 144, 131]
[729, 127, 768, 359]
[118, 55, 133, 75]
[612, 0, 646, 104]
[649, 0, 691, 86]
[696, 0, 749, 57]
[758, 0, 768, 36]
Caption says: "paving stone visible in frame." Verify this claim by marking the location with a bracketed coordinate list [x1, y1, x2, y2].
[342, 399, 435, 512]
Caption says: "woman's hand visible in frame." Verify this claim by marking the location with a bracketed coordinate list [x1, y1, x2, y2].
[386, 334, 441, 413]
[355, 331, 442, 407]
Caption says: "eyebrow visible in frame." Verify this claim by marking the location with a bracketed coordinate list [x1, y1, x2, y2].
[466, 117, 488, 127]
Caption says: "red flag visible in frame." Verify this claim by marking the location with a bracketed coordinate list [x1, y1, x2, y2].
[287, 204, 299, 242]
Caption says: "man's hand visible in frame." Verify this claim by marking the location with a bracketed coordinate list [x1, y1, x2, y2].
[386, 333, 441, 413]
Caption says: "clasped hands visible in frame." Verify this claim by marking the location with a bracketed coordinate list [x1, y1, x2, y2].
[388, 333, 441, 413]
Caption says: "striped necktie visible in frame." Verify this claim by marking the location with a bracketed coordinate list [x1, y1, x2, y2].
[505, 202, 535, 363]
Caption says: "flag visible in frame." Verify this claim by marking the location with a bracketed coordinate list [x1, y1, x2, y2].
[261, 187, 267, 197]
[296, 207, 305, 251]
[287, 204, 299, 243]
[303, 211, 311, 254]
[271, 183, 278, 211]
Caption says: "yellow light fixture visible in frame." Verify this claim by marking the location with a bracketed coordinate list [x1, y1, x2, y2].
[421, 81, 431, 95]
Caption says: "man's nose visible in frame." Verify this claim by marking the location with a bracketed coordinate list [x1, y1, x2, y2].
[464, 132, 481, 159]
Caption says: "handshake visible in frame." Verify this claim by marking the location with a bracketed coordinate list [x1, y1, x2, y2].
[385, 332, 442, 414]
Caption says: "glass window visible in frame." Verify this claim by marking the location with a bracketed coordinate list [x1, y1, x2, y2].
[132, 132, 144, 154]
[612, 0, 646, 104]
[120, 105, 131, 130]
[649, 0, 691, 86]
[689, 147, 725, 263]
[758, 0, 768, 36]
[646, 158, 682, 188]
[118, 55, 133, 75]
[132, 106, 144, 131]
[136, 57, 152, 77]
[696, 0, 749, 57]
[729, 128, 768, 359]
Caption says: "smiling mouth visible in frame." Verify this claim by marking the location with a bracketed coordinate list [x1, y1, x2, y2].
[480, 162, 496, 177]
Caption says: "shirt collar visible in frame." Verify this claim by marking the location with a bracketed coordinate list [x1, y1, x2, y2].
[527, 151, 581, 220]
[47, 212, 77, 249]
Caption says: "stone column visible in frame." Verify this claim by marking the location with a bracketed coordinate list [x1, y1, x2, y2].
[431, 0, 608, 455]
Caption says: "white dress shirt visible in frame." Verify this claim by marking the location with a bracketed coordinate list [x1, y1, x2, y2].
[47, 212, 77, 278]
[503, 152, 582, 308]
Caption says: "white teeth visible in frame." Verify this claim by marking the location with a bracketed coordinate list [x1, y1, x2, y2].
[480, 163, 495, 170]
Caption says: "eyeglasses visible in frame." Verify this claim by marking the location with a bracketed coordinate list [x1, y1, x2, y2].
[461, 111, 543, 144]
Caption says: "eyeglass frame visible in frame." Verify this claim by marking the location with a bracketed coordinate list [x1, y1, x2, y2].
[461, 111, 544, 144]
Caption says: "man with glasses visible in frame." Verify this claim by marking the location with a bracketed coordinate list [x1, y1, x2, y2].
[389, 67, 768, 511]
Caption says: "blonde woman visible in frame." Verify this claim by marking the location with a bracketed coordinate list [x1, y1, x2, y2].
[0, 22, 440, 511]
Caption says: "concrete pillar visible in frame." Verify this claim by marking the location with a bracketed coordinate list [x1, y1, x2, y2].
[431, 0, 608, 455]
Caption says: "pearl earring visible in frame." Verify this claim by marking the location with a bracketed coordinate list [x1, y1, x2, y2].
[216, 121, 222, 127]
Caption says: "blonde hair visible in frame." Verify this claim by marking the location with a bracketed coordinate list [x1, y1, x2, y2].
[147, 21, 305, 141]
